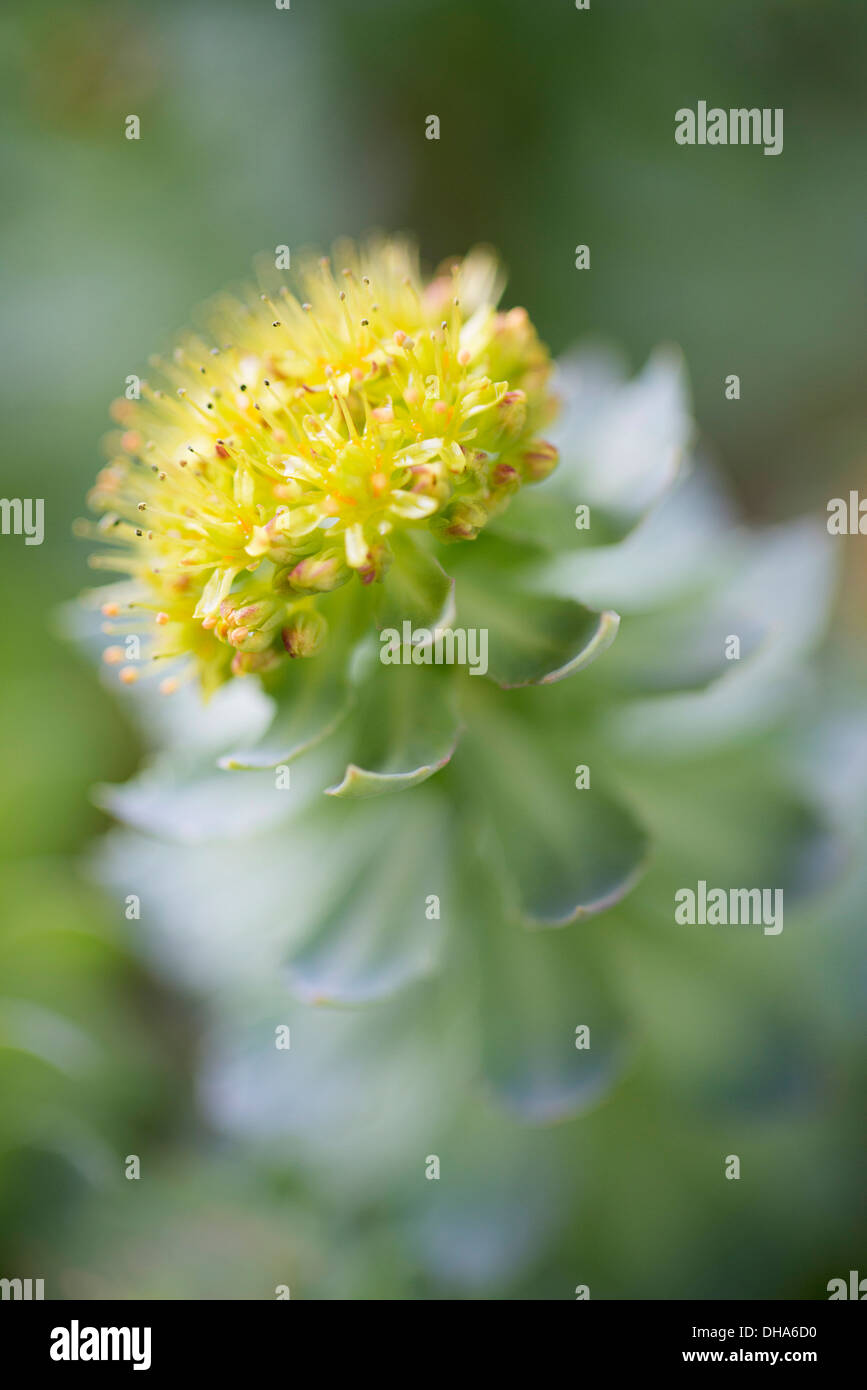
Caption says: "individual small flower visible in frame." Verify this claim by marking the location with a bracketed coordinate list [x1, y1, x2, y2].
[82, 238, 558, 693]
[281, 609, 328, 659]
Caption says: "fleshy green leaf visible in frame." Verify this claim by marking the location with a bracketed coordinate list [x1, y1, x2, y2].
[219, 657, 353, 771]
[531, 470, 736, 614]
[597, 597, 765, 692]
[459, 846, 632, 1123]
[93, 763, 292, 844]
[547, 346, 690, 543]
[200, 987, 468, 1192]
[325, 650, 462, 798]
[458, 693, 649, 926]
[285, 793, 448, 1004]
[404, 1123, 558, 1285]
[447, 534, 619, 689]
[374, 531, 456, 637]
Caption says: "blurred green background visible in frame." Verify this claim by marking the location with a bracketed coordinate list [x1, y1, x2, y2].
[0, 0, 865, 1298]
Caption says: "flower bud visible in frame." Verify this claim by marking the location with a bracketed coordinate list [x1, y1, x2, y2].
[357, 538, 391, 586]
[520, 440, 559, 482]
[228, 626, 275, 653]
[496, 389, 527, 439]
[281, 609, 328, 658]
[491, 462, 521, 488]
[232, 599, 275, 627]
[286, 549, 351, 595]
[434, 498, 488, 542]
[231, 648, 281, 677]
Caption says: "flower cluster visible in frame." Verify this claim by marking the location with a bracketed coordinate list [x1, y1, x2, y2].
[85, 240, 558, 693]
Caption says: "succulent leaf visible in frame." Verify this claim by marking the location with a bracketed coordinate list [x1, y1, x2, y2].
[285, 793, 448, 1003]
[373, 531, 456, 637]
[548, 346, 691, 542]
[325, 654, 463, 798]
[457, 703, 649, 928]
[471, 879, 632, 1122]
[219, 656, 353, 771]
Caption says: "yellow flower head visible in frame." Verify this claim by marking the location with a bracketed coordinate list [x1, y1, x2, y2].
[85, 238, 558, 692]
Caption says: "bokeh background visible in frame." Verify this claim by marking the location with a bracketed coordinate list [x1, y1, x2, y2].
[0, 0, 865, 1299]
